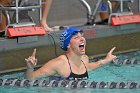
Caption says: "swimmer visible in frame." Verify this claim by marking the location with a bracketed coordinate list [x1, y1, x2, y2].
[25, 27, 117, 80]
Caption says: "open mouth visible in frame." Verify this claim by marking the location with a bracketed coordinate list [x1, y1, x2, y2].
[79, 43, 85, 51]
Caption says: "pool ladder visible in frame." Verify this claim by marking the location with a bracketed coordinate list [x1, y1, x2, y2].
[79, 0, 134, 25]
[0, 0, 42, 36]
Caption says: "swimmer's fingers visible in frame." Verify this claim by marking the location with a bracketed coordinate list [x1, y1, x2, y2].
[34, 58, 37, 66]
[105, 47, 117, 63]
[108, 47, 116, 55]
[27, 56, 37, 65]
[25, 49, 37, 69]
[25, 56, 37, 68]
[25, 58, 33, 69]
[31, 48, 36, 57]
[109, 47, 117, 60]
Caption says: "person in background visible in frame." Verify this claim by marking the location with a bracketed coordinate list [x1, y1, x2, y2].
[0, 0, 53, 31]
[25, 27, 117, 80]
[0, 0, 12, 31]
[96, 0, 119, 24]
[41, 0, 53, 31]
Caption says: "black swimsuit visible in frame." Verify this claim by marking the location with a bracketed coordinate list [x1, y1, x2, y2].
[65, 55, 89, 80]
[49, 55, 89, 81]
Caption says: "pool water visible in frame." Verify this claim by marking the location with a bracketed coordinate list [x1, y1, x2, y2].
[0, 51, 140, 93]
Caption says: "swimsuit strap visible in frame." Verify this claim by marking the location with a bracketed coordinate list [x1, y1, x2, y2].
[81, 60, 89, 78]
[65, 55, 88, 72]
[65, 54, 73, 78]
[81, 60, 88, 71]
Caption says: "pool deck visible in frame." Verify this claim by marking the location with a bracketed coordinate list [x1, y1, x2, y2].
[0, 23, 140, 74]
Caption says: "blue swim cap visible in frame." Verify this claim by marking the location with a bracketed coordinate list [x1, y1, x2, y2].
[60, 27, 81, 51]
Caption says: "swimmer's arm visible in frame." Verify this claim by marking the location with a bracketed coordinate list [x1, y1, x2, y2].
[86, 59, 111, 71]
[86, 47, 117, 71]
[81, 55, 109, 71]
[25, 60, 57, 80]
[25, 68, 34, 80]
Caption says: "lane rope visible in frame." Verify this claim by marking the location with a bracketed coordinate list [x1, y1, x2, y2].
[113, 58, 140, 65]
[0, 79, 139, 89]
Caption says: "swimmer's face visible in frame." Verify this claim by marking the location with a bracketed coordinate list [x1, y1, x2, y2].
[68, 31, 86, 55]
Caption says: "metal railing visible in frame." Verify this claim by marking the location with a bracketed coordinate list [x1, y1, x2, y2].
[0, 0, 42, 36]
[79, 0, 134, 25]
[0, 0, 42, 25]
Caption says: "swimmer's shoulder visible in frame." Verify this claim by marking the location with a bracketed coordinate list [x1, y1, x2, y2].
[81, 54, 89, 63]
[48, 54, 67, 65]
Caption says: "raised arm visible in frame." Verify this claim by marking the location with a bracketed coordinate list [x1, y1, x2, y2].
[86, 47, 117, 71]
[24, 48, 57, 80]
[25, 48, 37, 79]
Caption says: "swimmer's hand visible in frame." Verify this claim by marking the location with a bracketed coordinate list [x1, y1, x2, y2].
[99, 47, 117, 65]
[106, 47, 117, 62]
[25, 48, 37, 69]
